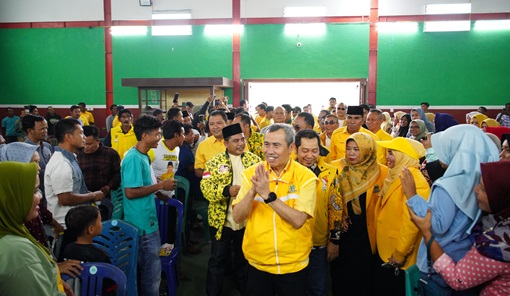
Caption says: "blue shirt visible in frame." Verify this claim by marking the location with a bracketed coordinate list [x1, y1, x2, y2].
[121, 147, 158, 236]
[407, 186, 473, 274]
[1, 116, 19, 136]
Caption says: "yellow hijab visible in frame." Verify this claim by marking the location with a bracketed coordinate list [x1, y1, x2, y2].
[471, 114, 489, 128]
[338, 132, 381, 215]
[377, 138, 426, 198]
[483, 118, 500, 128]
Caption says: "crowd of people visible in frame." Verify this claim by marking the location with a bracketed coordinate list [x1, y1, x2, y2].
[1, 96, 509, 296]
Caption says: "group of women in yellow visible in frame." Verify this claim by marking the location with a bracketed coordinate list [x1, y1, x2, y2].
[331, 121, 509, 296]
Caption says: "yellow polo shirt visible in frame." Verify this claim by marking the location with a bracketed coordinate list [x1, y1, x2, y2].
[233, 160, 318, 275]
[81, 110, 95, 125]
[110, 125, 137, 160]
[330, 126, 377, 161]
[112, 116, 121, 128]
[194, 136, 226, 170]
[259, 117, 272, 129]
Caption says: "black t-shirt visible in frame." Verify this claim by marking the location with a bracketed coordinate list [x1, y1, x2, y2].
[45, 113, 62, 136]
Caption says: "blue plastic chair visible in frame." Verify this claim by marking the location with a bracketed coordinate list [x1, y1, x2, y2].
[62, 262, 127, 296]
[155, 198, 183, 296]
[93, 220, 139, 296]
[110, 187, 124, 220]
[405, 264, 420, 296]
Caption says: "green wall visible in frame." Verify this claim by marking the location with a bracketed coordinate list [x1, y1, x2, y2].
[0, 27, 105, 105]
[377, 22, 510, 106]
[1, 23, 509, 107]
[241, 23, 369, 79]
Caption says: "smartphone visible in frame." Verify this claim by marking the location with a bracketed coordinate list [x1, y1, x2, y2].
[182, 102, 186, 109]
[198, 114, 205, 122]
[214, 99, 219, 106]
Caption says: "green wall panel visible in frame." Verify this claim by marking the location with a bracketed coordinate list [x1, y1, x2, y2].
[0, 28, 105, 105]
[377, 23, 510, 106]
[113, 26, 232, 105]
[241, 23, 369, 79]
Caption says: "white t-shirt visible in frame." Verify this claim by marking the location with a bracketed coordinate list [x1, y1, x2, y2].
[151, 140, 179, 196]
[45, 151, 75, 228]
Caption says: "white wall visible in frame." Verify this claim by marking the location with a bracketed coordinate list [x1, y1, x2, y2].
[0, 0, 104, 23]
[1, 0, 509, 23]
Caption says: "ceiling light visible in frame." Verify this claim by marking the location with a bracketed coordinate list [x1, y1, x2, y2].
[110, 26, 148, 36]
[424, 21, 471, 32]
[152, 26, 192, 36]
[283, 7, 326, 17]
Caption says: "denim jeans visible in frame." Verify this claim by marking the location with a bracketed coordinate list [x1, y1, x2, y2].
[138, 230, 162, 296]
[308, 246, 328, 296]
[419, 272, 479, 296]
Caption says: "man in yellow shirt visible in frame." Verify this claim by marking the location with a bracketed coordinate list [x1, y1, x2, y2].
[232, 124, 318, 296]
[293, 112, 332, 163]
[366, 109, 393, 165]
[295, 129, 341, 296]
[330, 106, 378, 161]
[104, 109, 137, 159]
[67, 105, 89, 126]
[194, 110, 228, 178]
[78, 102, 95, 125]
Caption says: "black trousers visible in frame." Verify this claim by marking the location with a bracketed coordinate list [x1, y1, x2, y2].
[206, 226, 247, 296]
[246, 264, 308, 296]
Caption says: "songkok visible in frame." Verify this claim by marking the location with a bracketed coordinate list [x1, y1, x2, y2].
[222, 123, 243, 139]
[347, 106, 364, 116]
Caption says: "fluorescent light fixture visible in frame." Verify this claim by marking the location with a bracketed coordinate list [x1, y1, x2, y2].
[204, 25, 244, 35]
[474, 20, 510, 31]
[284, 6, 326, 17]
[110, 26, 148, 36]
[424, 21, 471, 32]
[152, 25, 192, 36]
[152, 10, 192, 20]
[376, 22, 418, 33]
[284, 23, 326, 35]
[425, 3, 471, 15]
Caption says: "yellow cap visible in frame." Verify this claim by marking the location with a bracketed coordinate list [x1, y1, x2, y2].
[376, 137, 426, 160]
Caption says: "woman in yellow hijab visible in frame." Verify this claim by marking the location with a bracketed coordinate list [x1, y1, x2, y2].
[374, 138, 431, 296]
[481, 118, 500, 132]
[0, 162, 68, 296]
[470, 113, 488, 128]
[330, 132, 388, 296]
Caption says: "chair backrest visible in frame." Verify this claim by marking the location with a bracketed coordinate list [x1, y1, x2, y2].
[64, 262, 127, 296]
[110, 187, 124, 220]
[155, 198, 183, 260]
[174, 176, 190, 225]
[93, 219, 139, 296]
[405, 264, 420, 296]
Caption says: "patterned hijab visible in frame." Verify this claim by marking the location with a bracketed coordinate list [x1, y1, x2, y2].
[431, 125, 500, 221]
[434, 113, 458, 133]
[0, 142, 38, 162]
[338, 132, 381, 215]
[0, 162, 53, 262]
[473, 161, 510, 262]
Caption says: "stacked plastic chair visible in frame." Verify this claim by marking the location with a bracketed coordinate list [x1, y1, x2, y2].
[62, 262, 127, 296]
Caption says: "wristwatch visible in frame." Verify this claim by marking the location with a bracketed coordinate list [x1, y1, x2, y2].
[264, 192, 277, 204]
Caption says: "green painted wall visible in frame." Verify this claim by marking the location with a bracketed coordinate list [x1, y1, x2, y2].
[378, 22, 510, 106]
[0, 27, 105, 105]
[241, 23, 369, 79]
[1, 23, 509, 107]
[112, 25, 232, 104]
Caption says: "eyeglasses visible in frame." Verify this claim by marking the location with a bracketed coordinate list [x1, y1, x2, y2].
[337, 107, 346, 110]
[410, 126, 420, 129]
[324, 120, 338, 125]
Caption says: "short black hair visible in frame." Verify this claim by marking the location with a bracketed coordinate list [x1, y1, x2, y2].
[65, 205, 100, 241]
[183, 124, 193, 135]
[478, 106, 487, 113]
[109, 104, 118, 111]
[29, 105, 38, 113]
[319, 110, 330, 117]
[235, 113, 251, 126]
[70, 105, 80, 112]
[133, 115, 162, 141]
[209, 110, 227, 122]
[281, 104, 292, 113]
[78, 102, 86, 107]
[240, 99, 248, 107]
[420, 102, 430, 107]
[295, 129, 321, 149]
[118, 108, 132, 118]
[162, 120, 183, 139]
[296, 112, 315, 129]
[293, 106, 302, 113]
[360, 104, 370, 112]
[266, 106, 274, 112]
[166, 108, 182, 121]
[22, 114, 45, 133]
[329, 97, 337, 101]
[83, 125, 99, 139]
[186, 102, 194, 108]
[257, 104, 266, 111]
[55, 118, 81, 144]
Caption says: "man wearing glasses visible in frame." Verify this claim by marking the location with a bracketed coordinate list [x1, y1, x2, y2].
[321, 114, 340, 149]
[336, 102, 347, 127]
